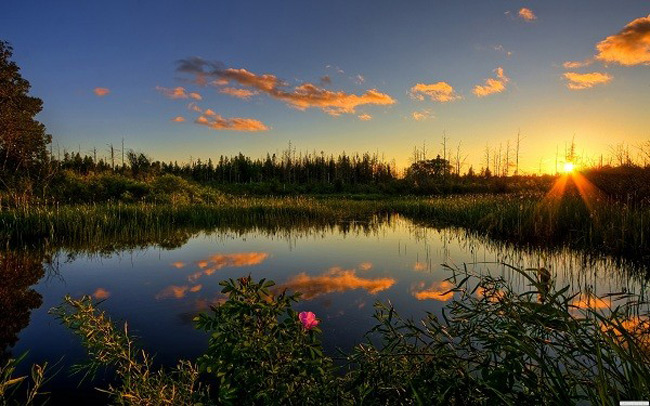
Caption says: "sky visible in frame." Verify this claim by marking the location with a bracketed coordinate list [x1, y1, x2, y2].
[2, 0, 649, 173]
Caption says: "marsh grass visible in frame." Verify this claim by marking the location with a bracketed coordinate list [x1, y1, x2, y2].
[3, 194, 649, 267]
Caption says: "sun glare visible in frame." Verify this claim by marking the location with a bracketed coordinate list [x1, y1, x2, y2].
[563, 162, 575, 173]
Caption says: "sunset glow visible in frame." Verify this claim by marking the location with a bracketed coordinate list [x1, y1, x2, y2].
[2, 1, 648, 173]
[563, 162, 575, 173]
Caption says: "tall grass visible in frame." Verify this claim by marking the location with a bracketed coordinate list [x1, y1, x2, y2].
[3, 194, 649, 266]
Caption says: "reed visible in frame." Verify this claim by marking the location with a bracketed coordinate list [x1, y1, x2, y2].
[3, 194, 649, 265]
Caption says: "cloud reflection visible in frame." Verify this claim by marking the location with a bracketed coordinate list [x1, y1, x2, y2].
[187, 252, 269, 283]
[277, 267, 395, 300]
[92, 288, 111, 300]
[411, 280, 454, 301]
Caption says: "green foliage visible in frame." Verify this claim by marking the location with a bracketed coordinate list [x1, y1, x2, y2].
[194, 277, 336, 404]
[342, 265, 650, 405]
[51, 295, 210, 406]
[46, 171, 225, 205]
[0, 40, 51, 202]
[0, 354, 47, 406]
[50, 268, 650, 405]
[53, 271, 650, 405]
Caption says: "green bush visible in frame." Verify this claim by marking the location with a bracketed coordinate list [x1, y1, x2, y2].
[195, 277, 336, 404]
[52, 268, 650, 405]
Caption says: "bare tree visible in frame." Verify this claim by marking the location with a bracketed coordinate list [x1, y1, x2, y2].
[515, 129, 522, 176]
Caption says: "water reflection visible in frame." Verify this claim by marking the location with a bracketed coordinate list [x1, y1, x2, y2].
[277, 267, 396, 300]
[411, 280, 454, 301]
[2, 215, 649, 398]
[571, 292, 612, 309]
[156, 284, 203, 300]
[187, 252, 269, 283]
[0, 251, 45, 360]
[92, 288, 111, 300]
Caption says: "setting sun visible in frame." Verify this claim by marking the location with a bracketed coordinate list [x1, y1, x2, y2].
[563, 162, 575, 173]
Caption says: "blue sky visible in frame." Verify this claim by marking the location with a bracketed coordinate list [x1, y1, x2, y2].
[2, 0, 649, 172]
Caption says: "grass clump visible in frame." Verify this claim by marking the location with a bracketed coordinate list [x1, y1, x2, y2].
[0, 354, 47, 406]
[51, 296, 210, 406]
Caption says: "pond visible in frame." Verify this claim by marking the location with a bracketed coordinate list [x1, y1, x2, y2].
[2, 215, 647, 403]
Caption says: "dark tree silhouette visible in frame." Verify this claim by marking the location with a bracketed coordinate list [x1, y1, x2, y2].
[0, 250, 44, 361]
[0, 40, 51, 201]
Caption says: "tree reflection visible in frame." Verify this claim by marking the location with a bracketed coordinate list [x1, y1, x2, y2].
[0, 250, 45, 361]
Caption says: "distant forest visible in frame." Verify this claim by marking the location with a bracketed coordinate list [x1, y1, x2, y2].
[2, 38, 650, 205]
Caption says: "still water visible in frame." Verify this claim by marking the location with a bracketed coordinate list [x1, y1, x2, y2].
[3, 216, 647, 400]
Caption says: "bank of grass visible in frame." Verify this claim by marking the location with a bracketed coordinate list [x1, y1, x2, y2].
[2, 194, 649, 262]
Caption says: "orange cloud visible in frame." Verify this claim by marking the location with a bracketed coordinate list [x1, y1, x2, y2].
[171, 116, 185, 122]
[92, 288, 111, 300]
[411, 110, 432, 121]
[277, 267, 395, 300]
[411, 280, 454, 301]
[409, 81, 460, 102]
[219, 87, 260, 100]
[473, 67, 509, 97]
[518, 7, 536, 22]
[195, 114, 269, 132]
[93, 87, 110, 97]
[595, 14, 650, 66]
[358, 114, 372, 121]
[562, 59, 593, 69]
[278, 83, 395, 116]
[171, 261, 186, 268]
[156, 86, 202, 100]
[563, 71, 612, 90]
[177, 58, 395, 116]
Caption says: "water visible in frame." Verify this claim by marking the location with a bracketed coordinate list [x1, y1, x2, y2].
[2, 216, 647, 402]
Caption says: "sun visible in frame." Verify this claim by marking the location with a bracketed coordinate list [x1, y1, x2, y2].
[563, 162, 575, 173]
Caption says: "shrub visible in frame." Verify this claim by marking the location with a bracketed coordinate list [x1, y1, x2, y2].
[194, 277, 336, 404]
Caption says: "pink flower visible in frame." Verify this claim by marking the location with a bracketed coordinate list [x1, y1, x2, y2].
[299, 311, 319, 330]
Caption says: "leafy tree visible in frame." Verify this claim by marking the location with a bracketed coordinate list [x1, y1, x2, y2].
[0, 40, 51, 200]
